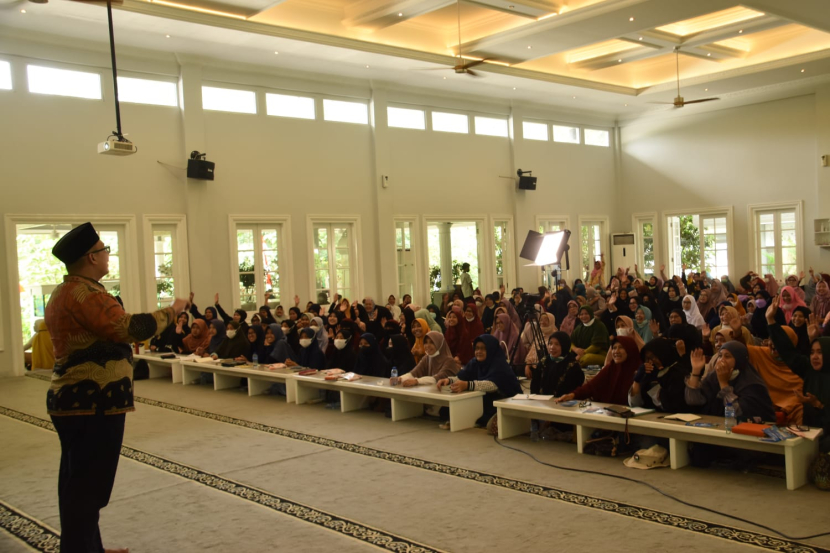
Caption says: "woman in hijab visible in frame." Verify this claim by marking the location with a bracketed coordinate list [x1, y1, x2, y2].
[779, 285, 808, 324]
[310, 316, 329, 353]
[480, 294, 497, 333]
[401, 331, 460, 386]
[210, 321, 250, 360]
[266, 324, 296, 364]
[410, 318, 431, 364]
[258, 305, 277, 326]
[633, 305, 654, 343]
[499, 298, 522, 335]
[745, 323, 804, 425]
[629, 337, 691, 413]
[557, 335, 640, 405]
[214, 299, 249, 335]
[528, 331, 584, 397]
[280, 319, 301, 355]
[238, 325, 266, 363]
[789, 306, 812, 355]
[181, 319, 210, 354]
[667, 309, 702, 353]
[810, 279, 830, 321]
[708, 305, 752, 348]
[686, 342, 775, 424]
[151, 311, 189, 353]
[522, 312, 557, 368]
[413, 307, 440, 333]
[492, 312, 524, 365]
[437, 334, 523, 431]
[353, 333, 390, 377]
[286, 327, 326, 370]
[614, 315, 645, 351]
[768, 298, 830, 452]
[401, 306, 417, 346]
[682, 294, 705, 329]
[327, 329, 358, 370]
[23, 319, 55, 370]
[387, 333, 416, 374]
[444, 306, 474, 365]
[205, 319, 227, 355]
[570, 305, 609, 368]
[750, 290, 777, 340]
[288, 306, 302, 322]
[464, 302, 485, 339]
[425, 304, 445, 332]
[189, 302, 221, 324]
[559, 301, 579, 336]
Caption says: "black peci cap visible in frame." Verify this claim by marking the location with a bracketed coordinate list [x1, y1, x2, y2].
[51, 223, 99, 265]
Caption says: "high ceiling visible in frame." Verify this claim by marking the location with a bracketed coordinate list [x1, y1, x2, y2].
[2, 0, 830, 119]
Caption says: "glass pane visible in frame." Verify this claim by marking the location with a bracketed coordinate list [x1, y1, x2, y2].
[522, 121, 548, 141]
[780, 211, 796, 229]
[117, 77, 178, 107]
[266, 93, 315, 119]
[323, 99, 368, 124]
[552, 125, 579, 144]
[474, 116, 508, 137]
[0, 60, 10, 90]
[387, 107, 425, 130]
[202, 86, 257, 114]
[584, 128, 610, 147]
[760, 231, 775, 248]
[432, 112, 468, 134]
[27, 65, 102, 99]
[782, 247, 797, 264]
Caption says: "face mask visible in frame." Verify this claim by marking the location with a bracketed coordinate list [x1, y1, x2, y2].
[663, 286, 669, 292]
[334, 339, 347, 350]
[226, 330, 237, 339]
[617, 328, 630, 336]
[299, 338, 313, 348]
[730, 369, 740, 381]
[309, 326, 320, 333]
[465, 316, 475, 322]
[476, 301, 483, 306]
[429, 312, 437, 320]
[281, 327, 290, 334]
[428, 349, 440, 358]
[360, 345, 371, 353]
[755, 299, 767, 308]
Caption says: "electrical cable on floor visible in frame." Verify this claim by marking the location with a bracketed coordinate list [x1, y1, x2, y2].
[493, 435, 830, 541]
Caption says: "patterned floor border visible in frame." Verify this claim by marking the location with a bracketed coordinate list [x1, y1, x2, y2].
[21, 373, 827, 553]
[0, 405, 443, 553]
[0, 499, 61, 553]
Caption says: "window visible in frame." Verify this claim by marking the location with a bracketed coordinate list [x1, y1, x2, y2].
[494, 220, 511, 290]
[236, 225, 282, 311]
[539, 220, 566, 234]
[580, 220, 607, 283]
[388, 107, 425, 130]
[585, 128, 610, 147]
[202, 86, 257, 114]
[0, 61, 11, 90]
[152, 229, 175, 309]
[667, 211, 731, 278]
[27, 65, 101, 99]
[323, 99, 368, 124]
[634, 215, 656, 277]
[552, 125, 579, 144]
[523, 121, 548, 141]
[756, 209, 798, 278]
[117, 77, 177, 106]
[474, 116, 508, 137]
[537, 219, 569, 284]
[427, 221, 480, 291]
[395, 221, 415, 300]
[314, 223, 355, 303]
[266, 93, 315, 119]
[432, 111, 468, 134]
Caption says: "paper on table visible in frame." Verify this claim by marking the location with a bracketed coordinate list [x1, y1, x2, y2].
[663, 413, 701, 422]
[788, 427, 824, 441]
[512, 394, 555, 401]
[629, 407, 655, 416]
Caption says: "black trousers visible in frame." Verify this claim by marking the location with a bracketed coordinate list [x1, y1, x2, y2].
[51, 412, 126, 553]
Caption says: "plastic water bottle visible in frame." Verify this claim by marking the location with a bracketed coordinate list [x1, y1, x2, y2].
[390, 367, 398, 386]
[724, 402, 736, 433]
[252, 353, 259, 368]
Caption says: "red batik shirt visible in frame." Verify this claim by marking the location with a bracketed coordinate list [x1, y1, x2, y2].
[45, 275, 175, 416]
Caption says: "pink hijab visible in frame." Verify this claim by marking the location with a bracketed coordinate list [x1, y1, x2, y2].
[779, 285, 807, 324]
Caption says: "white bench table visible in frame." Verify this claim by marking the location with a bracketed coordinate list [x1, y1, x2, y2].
[293, 373, 485, 432]
[180, 361, 297, 403]
[496, 398, 820, 490]
[134, 353, 182, 383]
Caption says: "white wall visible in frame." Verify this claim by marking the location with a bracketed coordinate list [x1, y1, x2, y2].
[618, 93, 827, 275]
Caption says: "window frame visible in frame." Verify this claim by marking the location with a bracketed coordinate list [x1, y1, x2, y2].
[393, 217, 423, 302]
[265, 91, 317, 120]
[747, 201, 803, 280]
[387, 105, 426, 130]
[0, 59, 12, 91]
[578, 216, 610, 284]
[306, 215, 362, 304]
[632, 212, 658, 279]
[201, 84, 258, 114]
[492, 216, 516, 292]
[322, 98, 369, 125]
[116, 74, 179, 107]
[430, 110, 470, 134]
[663, 206, 734, 279]
[229, 215, 293, 312]
[552, 124, 580, 144]
[583, 127, 611, 147]
[521, 120, 549, 141]
[535, 216, 571, 285]
[143, 215, 189, 312]
[26, 63, 103, 100]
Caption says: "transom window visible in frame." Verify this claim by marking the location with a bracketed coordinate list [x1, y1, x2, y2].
[432, 112, 468, 134]
[266, 93, 315, 119]
[553, 125, 579, 144]
[0, 60, 11, 90]
[236, 225, 282, 311]
[27, 65, 101, 99]
[202, 86, 257, 114]
[117, 77, 178, 106]
[388, 107, 425, 130]
[323, 99, 368, 124]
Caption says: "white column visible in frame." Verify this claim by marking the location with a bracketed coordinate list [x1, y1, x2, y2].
[438, 222, 454, 292]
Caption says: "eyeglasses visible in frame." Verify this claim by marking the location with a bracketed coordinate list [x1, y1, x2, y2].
[787, 424, 809, 433]
[88, 245, 111, 255]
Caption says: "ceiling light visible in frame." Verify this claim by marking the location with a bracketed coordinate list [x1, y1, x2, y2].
[513, 87, 517, 90]
[527, 45, 532, 49]
[149, 0, 248, 20]
[801, 69, 806, 73]
[638, 36, 643, 41]
[618, 59, 622, 62]
[572, 96, 577, 99]
[365, 65, 370, 68]
[738, 29, 743, 33]
[398, 12, 403, 16]
[624, 103, 628, 106]
[629, 17, 634, 21]
[165, 34, 171, 38]
[704, 88, 709, 91]
[274, 51, 279, 55]
[443, 76, 447, 79]
[20, 8, 26, 13]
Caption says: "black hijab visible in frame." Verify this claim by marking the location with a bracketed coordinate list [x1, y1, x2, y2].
[353, 333, 390, 378]
[426, 303, 445, 332]
[244, 325, 267, 362]
[327, 329, 357, 371]
[259, 305, 277, 326]
[267, 324, 296, 364]
[456, 334, 522, 397]
[387, 333, 416, 373]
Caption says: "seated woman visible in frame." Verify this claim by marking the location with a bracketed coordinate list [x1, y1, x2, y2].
[527, 331, 584, 397]
[558, 300, 579, 336]
[259, 305, 277, 326]
[387, 333, 416, 374]
[250, 313, 262, 328]
[779, 285, 808, 324]
[767, 297, 830, 452]
[436, 334, 523, 433]
[400, 331, 460, 387]
[613, 315, 644, 350]
[746, 322, 804, 426]
[286, 327, 326, 370]
[426, 303, 446, 332]
[353, 333, 390, 377]
[214, 295, 248, 335]
[629, 337, 692, 413]
[237, 325, 266, 364]
[23, 319, 54, 371]
[265, 324, 296, 364]
[521, 313, 557, 366]
[789, 306, 812, 355]
[570, 306, 609, 368]
[682, 294, 706, 329]
[445, 307, 474, 365]
[707, 305, 752, 348]
[210, 321, 250, 360]
[281, 319, 301, 355]
[492, 312, 523, 365]
[556, 336, 640, 406]
[310, 316, 329, 353]
[632, 305, 654, 343]
[410, 318, 431, 364]
[181, 319, 210, 355]
[327, 329, 357, 370]
[151, 311, 189, 353]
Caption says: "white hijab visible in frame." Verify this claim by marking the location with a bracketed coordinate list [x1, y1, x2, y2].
[682, 294, 705, 329]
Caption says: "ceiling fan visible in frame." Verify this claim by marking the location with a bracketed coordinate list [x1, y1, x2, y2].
[416, 0, 489, 77]
[653, 47, 720, 107]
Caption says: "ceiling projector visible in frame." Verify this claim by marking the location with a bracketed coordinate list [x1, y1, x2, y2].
[98, 137, 137, 156]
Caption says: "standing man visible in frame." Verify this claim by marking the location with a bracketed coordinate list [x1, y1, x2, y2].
[45, 223, 188, 553]
[460, 263, 474, 303]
